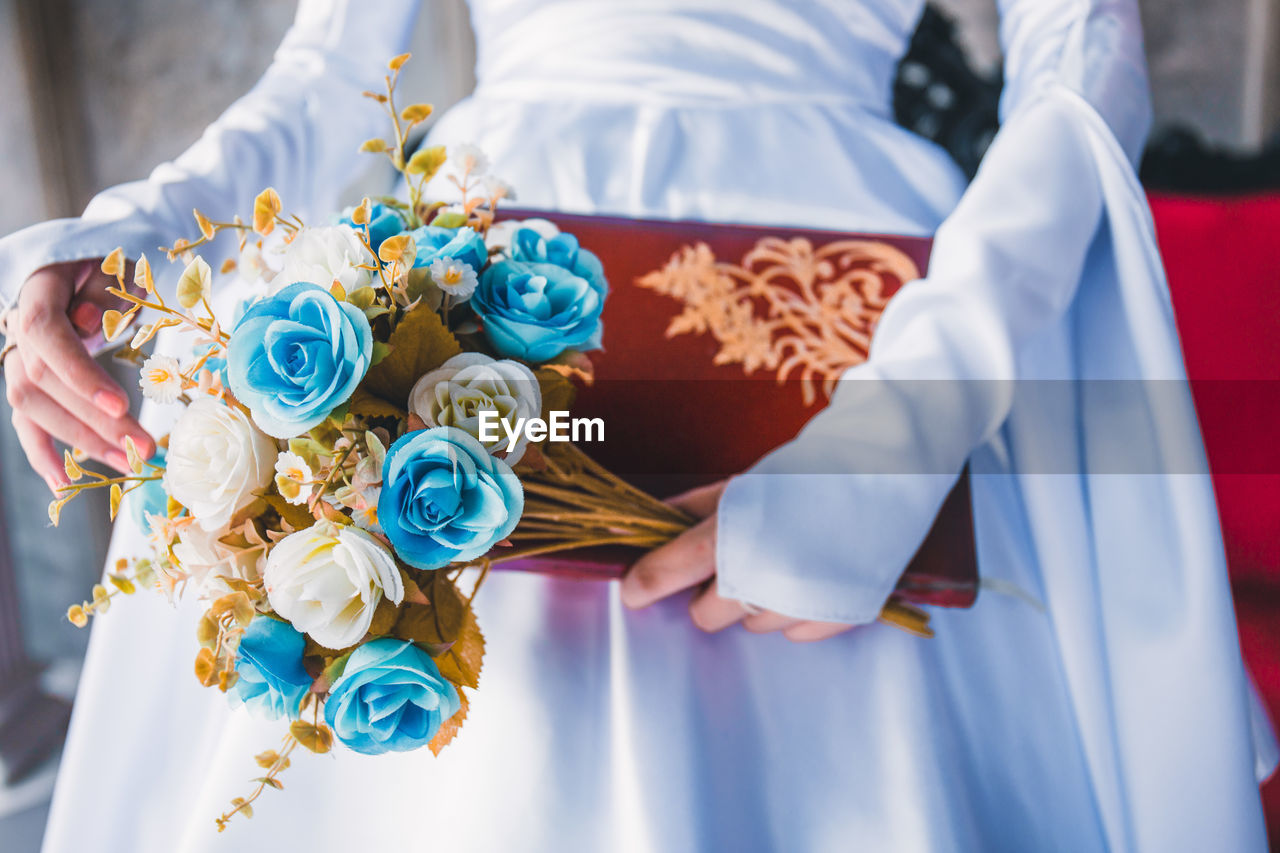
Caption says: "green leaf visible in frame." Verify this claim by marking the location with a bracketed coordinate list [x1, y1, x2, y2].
[326, 400, 351, 426]
[263, 494, 315, 532]
[370, 341, 392, 366]
[347, 286, 377, 309]
[286, 437, 329, 468]
[535, 367, 577, 419]
[362, 307, 461, 408]
[321, 650, 353, 685]
[405, 145, 447, 180]
[432, 211, 467, 229]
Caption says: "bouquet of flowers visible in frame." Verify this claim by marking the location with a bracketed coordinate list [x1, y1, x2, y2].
[50, 53, 693, 830]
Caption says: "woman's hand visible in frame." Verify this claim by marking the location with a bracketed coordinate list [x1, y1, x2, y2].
[620, 481, 855, 642]
[4, 259, 155, 492]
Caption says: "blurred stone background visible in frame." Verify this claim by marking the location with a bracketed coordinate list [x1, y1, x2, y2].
[0, 0, 1275, 849]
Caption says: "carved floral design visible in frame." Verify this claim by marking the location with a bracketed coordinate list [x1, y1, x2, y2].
[637, 237, 920, 405]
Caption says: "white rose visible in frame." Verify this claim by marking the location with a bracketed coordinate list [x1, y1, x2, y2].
[264, 522, 404, 649]
[409, 352, 543, 464]
[485, 217, 559, 255]
[275, 225, 374, 295]
[164, 398, 276, 532]
[172, 523, 263, 593]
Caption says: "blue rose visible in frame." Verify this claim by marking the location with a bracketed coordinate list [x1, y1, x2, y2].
[324, 638, 460, 755]
[232, 616, 313, 721]
[409, 225, 487, 273]
[340, 201, 404, 253]
[226, 282, 373, 438]
[472, 260, 605, 361]
[510, 228, 608, 296]
[379, 426, 523, 571]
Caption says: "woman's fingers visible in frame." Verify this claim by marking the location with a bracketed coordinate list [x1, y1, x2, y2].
[783, 621, 855, 643]
[5, 352, 130, 473]
[27, 364, 152, 459]
[621, 514, 717, 609]
[10, 412, 66, 494]
[666, 479, 727, 519]
[741, 610, 802, 634]
[688, 580, 750, 632]
[16, 267, 129, 417]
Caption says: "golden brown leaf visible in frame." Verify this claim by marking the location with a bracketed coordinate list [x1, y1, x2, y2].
[428, 690, 468, 756]
[63, 450, 84, 482]
[400, 103, 433, 124]
[101, 308, 132, 341]
[289, 721, 334, 754]
[367, 595, 399, 637]
[194, 647, 218, 686]
[263, 494, 316, 532]
[405, 145, 447, 180]
[348, 388, 406, 420]
[434, 608, 485, 689]
[193, 208, 216, 240]
[377, 233, 415, 265]
[252, 187, 282, 236]
[176, 257, 212, 308]
[100, 247, 126, 280]
[134, 253, 155, 293]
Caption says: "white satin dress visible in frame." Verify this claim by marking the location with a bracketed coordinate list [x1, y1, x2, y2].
[0, 1, 1273, 851]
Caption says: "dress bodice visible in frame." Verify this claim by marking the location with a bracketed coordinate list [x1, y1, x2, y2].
[465, 0, 924, 110]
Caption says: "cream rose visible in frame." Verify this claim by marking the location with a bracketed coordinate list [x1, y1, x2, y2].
[164, 398, 276, 532]
[172, 523, 263, 593]
[263, 523, 404, 649]
[275, 225, 374, 295]
[408, 352, 542, 464]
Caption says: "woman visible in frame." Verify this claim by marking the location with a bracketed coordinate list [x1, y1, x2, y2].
[0, 1, 1272, 850]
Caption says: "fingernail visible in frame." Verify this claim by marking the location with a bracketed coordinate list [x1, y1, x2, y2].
[45, 475, 68, 495]
[94, 390, 128, 418]
[107, 450, 129, 471]
[71, 302, 103, 333]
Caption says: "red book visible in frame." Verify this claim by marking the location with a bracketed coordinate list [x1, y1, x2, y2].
[492, 210, 977, 613]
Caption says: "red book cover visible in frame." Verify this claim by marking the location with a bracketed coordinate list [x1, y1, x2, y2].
[493, 210, 977, 610]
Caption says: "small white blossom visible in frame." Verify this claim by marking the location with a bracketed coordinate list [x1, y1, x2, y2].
[238, 241, 274, 285]
[429, 257, 478, 300]
[451, 143, 489, 178]
[139, 355, 184, 404]
[482, 176, 516, 202]
[273, 451, 314, 506]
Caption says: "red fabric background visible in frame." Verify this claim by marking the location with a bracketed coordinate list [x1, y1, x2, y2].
[1150, 193, 1280, 845]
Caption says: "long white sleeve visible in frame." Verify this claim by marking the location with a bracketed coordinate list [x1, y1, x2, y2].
[0, 0, 420, 312]
[716, 0, 1153, 624]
